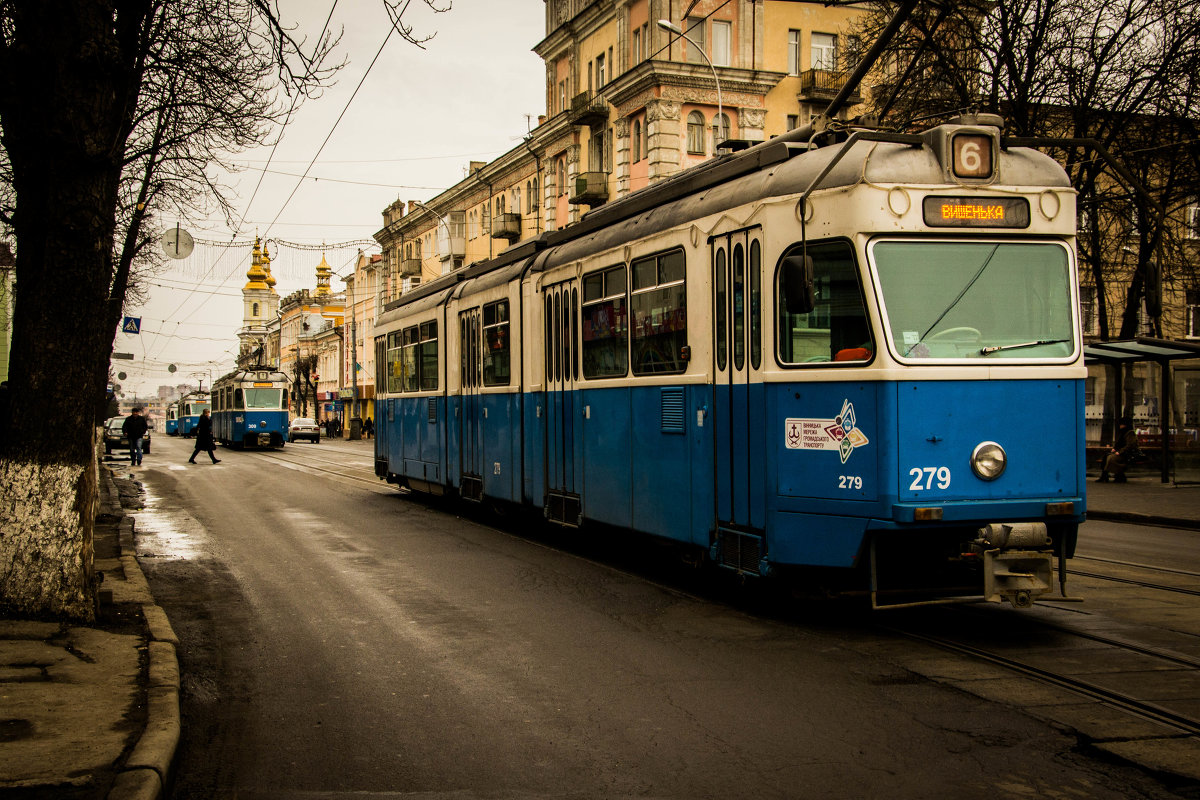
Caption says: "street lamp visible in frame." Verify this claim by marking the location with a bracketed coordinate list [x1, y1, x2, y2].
[657, 18, 725, 148]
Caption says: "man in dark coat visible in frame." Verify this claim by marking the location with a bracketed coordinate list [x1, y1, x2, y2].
[188, 408, 220, 464]
[121, 407, 149, 466]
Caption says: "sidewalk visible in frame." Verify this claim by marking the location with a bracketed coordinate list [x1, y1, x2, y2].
[1087, 468, 1200, 529]
[0, 464, 179, 799]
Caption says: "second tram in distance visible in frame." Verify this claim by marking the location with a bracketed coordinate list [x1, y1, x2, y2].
[212, 367, 290, 449]
[373, 114, 1085, 609]
[178, 391, 211, 437]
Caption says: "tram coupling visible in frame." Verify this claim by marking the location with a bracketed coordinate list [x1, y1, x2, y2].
[969, 523, 1054, 608]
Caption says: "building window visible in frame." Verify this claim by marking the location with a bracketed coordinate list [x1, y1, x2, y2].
[252, 302, 259, 317]
[596, 52, 606, 87]
[1188, 290, 1200, 339]
[1188, 200, 1200, 238]
[557, 156, 566, 196]
[712, 20, 731, 66]
[812, 33, 837, 71]
[788, 30, 801, 75]
[558, 79, 567, 114]
[846, 35, 864, 70]
[686, 111, 706, 154]
[633, 119, 642, 162]
[633, 26, 641, 63]
[1080, 285, 1099, 336]
[787, 114, 799, 130]
[685, 17, 706, 65]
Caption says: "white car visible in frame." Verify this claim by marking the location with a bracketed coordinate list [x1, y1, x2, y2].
[288, 418, 321, 443]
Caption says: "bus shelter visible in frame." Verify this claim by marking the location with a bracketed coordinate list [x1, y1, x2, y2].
[1083, 337, 1200, 483]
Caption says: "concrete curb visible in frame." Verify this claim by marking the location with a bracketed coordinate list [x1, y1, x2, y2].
[1086, 509, 1200, 530]
[102, 468, 181, 800]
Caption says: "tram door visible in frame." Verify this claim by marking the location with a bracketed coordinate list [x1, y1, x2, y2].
[459, 308, 484, 500]
[543, 280, 581, 524]
[713, 228, 765, 533]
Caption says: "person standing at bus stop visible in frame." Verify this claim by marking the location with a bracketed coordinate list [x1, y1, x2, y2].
[188, 408, 220, 464]
[122, 406, 148, 466]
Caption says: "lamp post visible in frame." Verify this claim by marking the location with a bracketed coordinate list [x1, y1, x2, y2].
[657, 18, 725, 147]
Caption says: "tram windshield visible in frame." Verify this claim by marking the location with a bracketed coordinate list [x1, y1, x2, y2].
[871, 240, 1075, 361]
[243, 388, 282, 408]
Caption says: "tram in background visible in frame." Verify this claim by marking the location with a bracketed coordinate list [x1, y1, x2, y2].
[373, 114, 1085, 609]
[165, 401, 179, 436]
[211, 367, 289, 449]
[178, 391, 210, 437]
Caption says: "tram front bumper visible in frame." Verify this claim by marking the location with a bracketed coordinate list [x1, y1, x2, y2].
[973, 522, 1054, 608]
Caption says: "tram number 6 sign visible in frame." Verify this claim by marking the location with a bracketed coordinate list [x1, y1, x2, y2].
[952, 134, 992, 179]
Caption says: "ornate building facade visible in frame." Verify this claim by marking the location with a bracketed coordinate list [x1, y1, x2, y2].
[375, 0, 867, 300]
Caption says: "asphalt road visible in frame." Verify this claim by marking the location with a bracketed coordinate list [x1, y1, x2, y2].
[131, 435, 1183, 799]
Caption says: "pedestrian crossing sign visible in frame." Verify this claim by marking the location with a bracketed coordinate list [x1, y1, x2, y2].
[122, 316, 141, 334]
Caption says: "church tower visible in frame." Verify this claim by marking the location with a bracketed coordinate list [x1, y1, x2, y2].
[238, 236, 279, 365]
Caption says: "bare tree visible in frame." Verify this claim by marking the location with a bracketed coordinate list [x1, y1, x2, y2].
[855, 0, 1200, 339]
[0, 0, 444, 620]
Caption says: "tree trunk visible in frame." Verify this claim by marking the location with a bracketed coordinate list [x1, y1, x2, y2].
[0, 2, 138, 621]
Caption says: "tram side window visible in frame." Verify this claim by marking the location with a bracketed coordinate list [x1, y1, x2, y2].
[402, 326, 420, 392]
[420, 320, 439, 391]
[483, 300, 510, 386]
[386, 332, 404, 393]
[582, 265, 629, 378]
[777, 241, 872, 364]
[234, 388, 244, 409]
[631, 250, 687, 375]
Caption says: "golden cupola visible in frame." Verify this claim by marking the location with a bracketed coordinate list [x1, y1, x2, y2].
[244, 236, 269, 291]
[315, 252, 333, 296]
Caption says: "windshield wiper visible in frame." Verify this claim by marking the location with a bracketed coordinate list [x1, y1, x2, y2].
[980, 339, 1071, 356]
[904, 245, 1000, 357]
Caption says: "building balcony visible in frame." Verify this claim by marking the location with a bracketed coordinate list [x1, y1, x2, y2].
[798, 68, 861, 105]
[570, 171, 609, 206]
[399, 258, 423, 277]
[491, 212, 522, 242]
[568, 91, 608, 128]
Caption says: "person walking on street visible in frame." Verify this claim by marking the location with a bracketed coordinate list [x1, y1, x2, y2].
[122, 407, 149, 466]
[188, 408, 221, 464]
[1098, 417, 1138, 483]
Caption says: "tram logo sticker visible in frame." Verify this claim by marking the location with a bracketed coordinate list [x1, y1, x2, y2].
[785, 399, 870, 464]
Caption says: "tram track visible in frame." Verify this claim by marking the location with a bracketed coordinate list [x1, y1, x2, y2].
[241, 444, 386, 490]
[890, 623, 1200, 737]
[1068, 555, 1200, 598]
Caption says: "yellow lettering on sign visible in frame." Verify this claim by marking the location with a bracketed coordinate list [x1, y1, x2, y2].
[940, 203, 1006, 221]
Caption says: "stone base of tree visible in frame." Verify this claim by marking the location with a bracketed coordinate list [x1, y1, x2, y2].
[0, 458, 98, 622]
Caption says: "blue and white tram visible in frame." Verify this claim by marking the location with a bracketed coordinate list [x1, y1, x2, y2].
[212, 367, 290, 449]
[374, 115, 1085, 608]
[165, 401, 180, 436]
[178, 391, 210, 437]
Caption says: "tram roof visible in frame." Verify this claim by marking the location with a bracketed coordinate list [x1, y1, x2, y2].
[1084, 338, 1200, 364]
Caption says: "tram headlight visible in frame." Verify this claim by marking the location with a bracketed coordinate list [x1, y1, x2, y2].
[971, 441, 1007, 481]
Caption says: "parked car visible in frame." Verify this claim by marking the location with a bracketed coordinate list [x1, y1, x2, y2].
[103, 416, 151, 454]
[288, 417, 320, 443]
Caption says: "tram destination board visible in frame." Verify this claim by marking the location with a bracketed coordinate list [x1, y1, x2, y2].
[922, 196, 1030, 228]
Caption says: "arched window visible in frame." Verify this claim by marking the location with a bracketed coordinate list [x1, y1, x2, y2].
[252, 302, 259, 317]
[686, 111, 705, 154]
[713, 113, 731, 148]
[633, 119, 642, 162]
[557, 157, 566, 196]
[531, 177, 539, 210]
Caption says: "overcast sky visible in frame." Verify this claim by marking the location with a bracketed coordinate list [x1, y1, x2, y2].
[116, 0, 546, 398]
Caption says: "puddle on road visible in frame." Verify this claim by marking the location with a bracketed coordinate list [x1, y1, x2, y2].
[132, 481, 207, 561]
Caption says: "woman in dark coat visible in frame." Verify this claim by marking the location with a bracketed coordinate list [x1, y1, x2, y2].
[188, 408, 221, 464]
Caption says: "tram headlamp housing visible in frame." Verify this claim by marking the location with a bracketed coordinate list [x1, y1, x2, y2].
[971, 441, 1007, 481]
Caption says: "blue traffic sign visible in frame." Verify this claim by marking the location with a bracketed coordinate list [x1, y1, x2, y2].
[122, 316, 141, 334]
